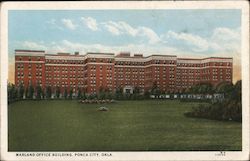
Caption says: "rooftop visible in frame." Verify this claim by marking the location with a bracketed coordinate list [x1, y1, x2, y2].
[15, 49, 45, 53]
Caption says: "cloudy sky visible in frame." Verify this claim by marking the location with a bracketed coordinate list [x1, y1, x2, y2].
[8, 10, 241, 83]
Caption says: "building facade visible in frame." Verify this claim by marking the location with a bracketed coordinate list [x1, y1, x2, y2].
[15, 49, 233, 95]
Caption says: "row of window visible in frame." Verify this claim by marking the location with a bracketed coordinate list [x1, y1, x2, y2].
[115, 61, 145, 66]
[46, 67, 84, 71]
[47, 84, 82, 88]
[89, 58, 113, 63]
[153, 60, 175, 64]
[47, 81, 85, 85]
[115, 82, 145, 86]
[89, 66, 113, 70]
[46, 59, 85, 64]
[18, 56, 41, 61]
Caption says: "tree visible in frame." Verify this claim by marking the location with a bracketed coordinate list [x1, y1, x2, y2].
[28, 84, 34, 99]
[227, 80, 242, 121]
[88, 93, 96, 100]
[56, 86, 60, 98]
[41, 89, 45, 99]
[77, 87, 82, 99]
[232, 80, 241, 102]
[106, 89, 113, 99]
[144, 90, 150, 99]
[189, 83, 214, 94]
[82, 91, 86, 99]
[215, 82, 234, 98]
[99, 86, 106, 99]
[35, 84, 42, 100]
[7, 83, 12, 102]
[25, 87, 28, 99]
[8, 83, 17, 103]
[115, 87, 123, 100]
[133, 86, 140, 99]
[64, 88, 68, 99]
[184, 88, 190, 94]
[189, 85, 199, 94]
[134, 86, 140, 94]
[198, 83, 213, 94]
[69, 87, 73, 99]
[185, 80, 242, 122]
[151, 81, 160, 97]
[18, 83, 25, 100]
[46, 86, 52, 99]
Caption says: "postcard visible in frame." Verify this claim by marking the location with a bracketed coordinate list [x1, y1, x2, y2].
[0, 1, 249, 161]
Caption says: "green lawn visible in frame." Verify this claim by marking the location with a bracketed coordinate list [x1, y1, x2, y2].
[8, 100, 242, 151]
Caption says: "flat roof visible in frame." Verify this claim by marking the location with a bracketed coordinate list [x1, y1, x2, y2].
[15, 49, 233, 60]
[86, 52, 114, 55]
[203, 57, 233, 60]
[15, 49, 45, 53]
[177, 57, 233, 61]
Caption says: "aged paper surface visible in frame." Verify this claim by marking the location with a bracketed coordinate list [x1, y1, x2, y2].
[1, 1, 249, 161]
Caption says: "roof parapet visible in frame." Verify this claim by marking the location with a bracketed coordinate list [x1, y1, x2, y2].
[57, 52, 70, 56]
[86, 52, 114, 55]
[134, 54, 143, 58]
[15, 49, 45, 53]
[117, 52, 130, 57]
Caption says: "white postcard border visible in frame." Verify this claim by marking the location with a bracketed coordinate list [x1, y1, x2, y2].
[1, 1, 249, 161]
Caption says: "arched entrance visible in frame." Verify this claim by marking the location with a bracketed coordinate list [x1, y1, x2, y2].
[123, 85, 134, 94]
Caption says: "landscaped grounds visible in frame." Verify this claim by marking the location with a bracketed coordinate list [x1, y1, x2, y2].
[8, 100, 241, 151]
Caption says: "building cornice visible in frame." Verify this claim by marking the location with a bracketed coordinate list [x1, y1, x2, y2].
[15, 61, 45, 64]
[15, 49, 233, 63]
[15, 52, 45, 57]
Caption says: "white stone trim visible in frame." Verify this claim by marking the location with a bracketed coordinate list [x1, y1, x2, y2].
[44, 63, 177, 68]
[15, 52, 45, 57]
[115, 57, 146, 62]
[15, 61, 45, 64]
[115, 64, 176, 68]
[17, 52, 232, 64]
[177, 66, 232, 69]
[115, 65, 144, 68]
[177, 59, 201, 64]
[150, 55, 177, 60]
[202, 58, 233, 63]
[177, 58, 233, 64]
[45, 64, 84, 67]
[45, 55, 86, 60]
[47, 54, 177, 62]
[148, 64, 176, 67]
[45, 54, 114, 60]
[45, 62, 114, 67]
[115, 56, 176, 62]
[86, 54, 114, 59]
[88, 62, 114, 65]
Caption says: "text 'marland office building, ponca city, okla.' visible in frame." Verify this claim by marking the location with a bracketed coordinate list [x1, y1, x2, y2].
[14, 49, 233, 95]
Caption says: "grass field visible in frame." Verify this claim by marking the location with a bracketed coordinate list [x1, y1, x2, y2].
[8, 100, 242, 151]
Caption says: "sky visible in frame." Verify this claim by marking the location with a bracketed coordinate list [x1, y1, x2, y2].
[8, 10, 241, 83]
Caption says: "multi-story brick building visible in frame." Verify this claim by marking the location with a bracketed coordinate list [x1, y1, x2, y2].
[15, 49, 233, 96]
